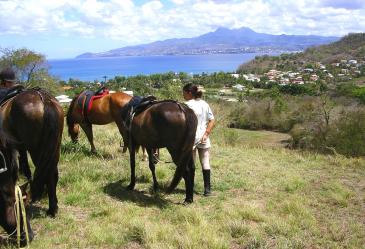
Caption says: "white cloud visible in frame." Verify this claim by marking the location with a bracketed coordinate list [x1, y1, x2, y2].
[170, 0, 188, 5]
[0, 0, 364, 44]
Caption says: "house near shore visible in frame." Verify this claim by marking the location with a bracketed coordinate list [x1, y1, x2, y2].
[55, 95, 73, 104]
[232, 84, 245, 91]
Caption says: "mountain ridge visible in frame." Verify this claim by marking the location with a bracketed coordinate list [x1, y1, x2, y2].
[76, 27, 339, 58]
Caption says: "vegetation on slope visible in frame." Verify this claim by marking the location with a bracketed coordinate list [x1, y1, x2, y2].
[237, 33, 365, 74]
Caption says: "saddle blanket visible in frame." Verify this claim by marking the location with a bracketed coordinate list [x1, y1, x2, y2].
[76, 87, 109, 118]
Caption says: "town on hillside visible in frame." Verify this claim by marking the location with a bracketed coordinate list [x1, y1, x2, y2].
[236, 58, 364, 86]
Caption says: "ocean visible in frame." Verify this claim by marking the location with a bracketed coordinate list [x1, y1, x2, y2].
[48, 53, 266, 82]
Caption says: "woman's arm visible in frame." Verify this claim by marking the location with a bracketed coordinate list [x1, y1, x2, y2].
[201, 119, 215, 143]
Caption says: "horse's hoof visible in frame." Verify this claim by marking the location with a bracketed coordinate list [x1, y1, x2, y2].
[183, 198, 193, 205]
[153, 184, 159, 192]
[165, 187, 173, 194]
[46, 207, 58, 218]
[126, 184, 135, 191]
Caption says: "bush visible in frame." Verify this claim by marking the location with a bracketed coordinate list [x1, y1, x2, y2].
[326, 109, 365, 156]
[351, 87, 365, 104]
[289, 106, 365, 156]
[278, 84, 317, 95]
[229, 96, 309, 132]
[228, 94, 365, 156]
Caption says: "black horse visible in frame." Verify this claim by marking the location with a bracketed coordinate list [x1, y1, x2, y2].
[121, 98, 197, 203]
[0, 144, 34, 246]
[0, 88, 64, 217]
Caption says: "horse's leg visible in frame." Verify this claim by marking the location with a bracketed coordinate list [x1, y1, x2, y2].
[80, 122, 97, 154]
[116, 123, 128, 153]
[151, 148, 159, 164]
[46, 169, 59, 217]
[167, 149, 195, 203]
[126, 142, 136, 190]
[142, 147, 148, 161]
[147, 148, 159, 191]
[183, 153, 195, 204]
[18, 148, 32, 181]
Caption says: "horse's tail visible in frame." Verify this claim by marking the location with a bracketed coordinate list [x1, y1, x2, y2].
[31, 94, 64, 200]
[66, 95, 80, 142]
[167, 104, 197, 192]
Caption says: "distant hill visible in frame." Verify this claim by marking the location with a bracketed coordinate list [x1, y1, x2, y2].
[76, 27, 339, 58]
[237, 33, 365, 74]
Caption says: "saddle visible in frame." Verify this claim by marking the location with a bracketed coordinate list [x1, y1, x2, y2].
[0, 85, 24, 106]
[76, 87, 109, 120]
[121, 95, 157, 128]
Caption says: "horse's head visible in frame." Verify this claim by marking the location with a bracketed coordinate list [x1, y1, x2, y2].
[68, 122, 80, 143]
[66, 97, 80, 143]
[0, 148, 34, 246]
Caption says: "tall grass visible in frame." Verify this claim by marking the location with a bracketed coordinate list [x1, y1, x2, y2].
[1, 119, 364, 248]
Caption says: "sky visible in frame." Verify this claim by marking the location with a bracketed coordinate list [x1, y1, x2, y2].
[0, 0, 364, 59]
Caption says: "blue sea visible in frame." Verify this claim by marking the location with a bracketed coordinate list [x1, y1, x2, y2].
[48, 53, 266, 81]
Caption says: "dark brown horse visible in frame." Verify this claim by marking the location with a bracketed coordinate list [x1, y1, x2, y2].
[122, 99, 197, 203]
[0, 141, 34, 247]
[0, 145, 34, 246]
[67, 91, 136, 154]
[0, 88, 64, 217]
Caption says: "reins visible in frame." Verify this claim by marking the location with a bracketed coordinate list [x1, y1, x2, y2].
[0, 151, 30, 248]
[0, 186, 30, 249]
[15, 185, 30, 248]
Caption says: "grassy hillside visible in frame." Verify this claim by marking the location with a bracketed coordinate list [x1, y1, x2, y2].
[2, 112, 364, 248]
[238, 33, 365, 74]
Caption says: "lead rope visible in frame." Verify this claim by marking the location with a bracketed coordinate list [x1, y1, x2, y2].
[0, 150, 29, 248]
[14, 185, 29, 248]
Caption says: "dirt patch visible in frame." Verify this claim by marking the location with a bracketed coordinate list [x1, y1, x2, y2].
[240, 129, 291, 148]
[258, 130, 291, 148]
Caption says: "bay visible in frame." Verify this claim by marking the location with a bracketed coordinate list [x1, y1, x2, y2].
[48, 53, 267, 82]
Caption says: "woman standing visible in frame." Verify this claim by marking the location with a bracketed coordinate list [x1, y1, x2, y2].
[183, 83, 215, 196]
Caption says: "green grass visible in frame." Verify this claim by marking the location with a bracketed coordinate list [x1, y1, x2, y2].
[1, 122, 365, 248]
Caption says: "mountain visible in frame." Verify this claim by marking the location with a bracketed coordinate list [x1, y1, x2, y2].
[76, 27, 339, 58]
[237, 33, 365, 74]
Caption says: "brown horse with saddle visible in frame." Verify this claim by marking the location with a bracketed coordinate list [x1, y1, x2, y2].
[0, 68, 63, 245]
[67, 88, 133, 154]
[68, 89, 198, 203]
[120, 95, 198, 203]
[0, 90, 64, 216]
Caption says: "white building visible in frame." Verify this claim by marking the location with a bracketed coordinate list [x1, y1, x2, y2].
[55, 95, 73, 104]
[232, 84, 245, 91]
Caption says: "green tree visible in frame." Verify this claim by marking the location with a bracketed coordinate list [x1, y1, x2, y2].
[0, 48, 60, 94]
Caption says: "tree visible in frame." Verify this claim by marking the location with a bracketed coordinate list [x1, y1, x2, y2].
[0, 48, 60, 94]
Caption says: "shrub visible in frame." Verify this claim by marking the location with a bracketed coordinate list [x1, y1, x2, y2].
[326, 109, 365, 156]
[289, 107, 365, 156]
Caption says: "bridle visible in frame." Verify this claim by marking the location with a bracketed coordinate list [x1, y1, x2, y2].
[0, 150, 7, 174]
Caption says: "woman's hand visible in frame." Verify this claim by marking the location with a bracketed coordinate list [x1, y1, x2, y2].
[201, 119, 214, 143]
[201, 132, 209, 143]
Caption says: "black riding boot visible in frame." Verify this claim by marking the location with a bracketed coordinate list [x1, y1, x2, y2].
[203, 169, 211, 196]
